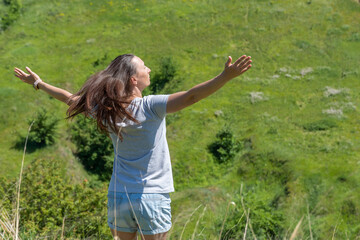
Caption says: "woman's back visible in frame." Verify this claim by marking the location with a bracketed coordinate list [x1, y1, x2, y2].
[108, 95, 174, 194]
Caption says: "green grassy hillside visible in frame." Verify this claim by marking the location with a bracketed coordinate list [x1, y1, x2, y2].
[1, 0, 360, 239]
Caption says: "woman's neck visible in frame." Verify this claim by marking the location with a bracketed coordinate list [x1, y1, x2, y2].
[124, 87, 142, 104]
[132, 87, 142, 98]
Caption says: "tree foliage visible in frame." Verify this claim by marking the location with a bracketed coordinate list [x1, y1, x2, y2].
[149, 57, 176, 94]
[70, 116, 113, 180]
[14, 108, 59, 152]
[0, 0, 22, 31]
[27, 108, 59, 147]
[208, 128, 241, 164]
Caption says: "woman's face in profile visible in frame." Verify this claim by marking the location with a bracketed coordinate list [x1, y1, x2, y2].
[131, 56, 151, 91]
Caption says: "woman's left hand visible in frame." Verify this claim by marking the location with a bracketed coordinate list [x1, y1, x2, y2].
[222, 55, 252, 80]
[14, 67, 41, 85]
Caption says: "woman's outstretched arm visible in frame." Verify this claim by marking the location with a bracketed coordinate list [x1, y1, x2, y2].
[166, 55, 252, 113]
[14, 67, 78, 105]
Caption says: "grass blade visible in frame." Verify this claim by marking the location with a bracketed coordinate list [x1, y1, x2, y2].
[289, 216, 304, 240]
[15, 121, 34, 240]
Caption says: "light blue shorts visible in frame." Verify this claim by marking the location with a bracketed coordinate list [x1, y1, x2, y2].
[107, 192, 172, 235]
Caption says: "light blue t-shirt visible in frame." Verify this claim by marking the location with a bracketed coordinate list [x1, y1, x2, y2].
[107, 95, 174, 194]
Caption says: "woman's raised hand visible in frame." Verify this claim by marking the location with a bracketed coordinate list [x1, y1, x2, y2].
[14, 67, 41, 85]
[222, 55, 252, 80]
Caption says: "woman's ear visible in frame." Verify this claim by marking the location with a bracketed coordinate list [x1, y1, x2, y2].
[130, 76, 137, 86]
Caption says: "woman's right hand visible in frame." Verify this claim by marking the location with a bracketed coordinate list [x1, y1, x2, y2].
[14, 67, 42, 85]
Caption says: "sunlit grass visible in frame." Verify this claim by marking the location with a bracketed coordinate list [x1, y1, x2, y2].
[0, 0, 359, 238]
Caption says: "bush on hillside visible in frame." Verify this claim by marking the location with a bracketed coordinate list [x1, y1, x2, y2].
[208, 128, 241, 164]
[302, 119, 337, 132]
[149, 57, 177, 94]
[92, 53, 109, 68]
[0, 0, 22, 31]
[219, 183, 285, 239]
[70, 116, 113, 180]
[0, 158, 110, 239]
[14, 108, 59, 152]
[28, 108, 59, 146]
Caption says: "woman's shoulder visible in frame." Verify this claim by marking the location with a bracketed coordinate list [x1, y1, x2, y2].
[142, 95, 169, 119]
[143, 94, 169, 101]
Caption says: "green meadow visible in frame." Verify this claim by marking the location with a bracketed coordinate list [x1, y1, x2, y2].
[1, 0, 360, 239]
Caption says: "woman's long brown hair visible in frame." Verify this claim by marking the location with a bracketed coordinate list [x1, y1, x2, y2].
[67, 54, 138, 141]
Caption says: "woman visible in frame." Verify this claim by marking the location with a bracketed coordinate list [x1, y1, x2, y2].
[14, 54, 252, 240]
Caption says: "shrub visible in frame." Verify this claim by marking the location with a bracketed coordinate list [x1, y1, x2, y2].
[208, 128, 241, 164]
[0, 157, 110, 239]
[303, 119, 337, 131]
[219, 183, 285, 239]
[0, 0, 22, 31]
[14, 108, 59, 151]
[92, 53, 109, 67]
[70, 116, 113, 180]
[149, 57, 176, 94]
[27, 108, 59, 146]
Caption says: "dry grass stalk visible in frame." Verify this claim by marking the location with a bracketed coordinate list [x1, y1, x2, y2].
[0, 208, 17, 239]
[61, 215, 66, 239]
[307, 204, 313, 240]
[289, 216, 304, 240]
[179, 204, 202, 240]
[124, 186, 145, 240]
[244, 3, 249, 24]
[331, 220, 342, 240]
[15, 121, 34, 240]
[219, 201, 236, 240]
[111, 124, 127, 240]
[240, 186, 256, 240]
[191, 205, 207, 240]
[242, 208, 250, 240]
[248, 218, 257, 240]
[113, 122, 126, 237]
[166, 211, 183, 240]
[222, 211, 245, 240]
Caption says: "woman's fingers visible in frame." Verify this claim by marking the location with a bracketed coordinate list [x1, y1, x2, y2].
[14, 67, 35, 85]
[240, 64, 252, 74]
[233, 55, 247, 66]
[237, 56, 251, 67]
[25, 66, 33, 73]
[14, 69, 24, 79]
[26, 66, 40, 80]
[25, 67, 35, 77]
[242, 65, 252, 74]
[225, 56, 232, 67]
[239, 58, 252, 70]
[14, 67, 27, 77]
[223, 54, 252, 78]
[14, 68, 21, 75]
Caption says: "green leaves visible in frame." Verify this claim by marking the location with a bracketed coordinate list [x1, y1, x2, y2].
[70, 116, 113, 180]
[0, 0, 22, 31]
[149, 57, 177, 94]
[27, 108, 59, 147]
[208, 128, 241, 164]
[302, 119, 337, 132]
[219, 183, 286, 240]
[14, 108, 59, 152]
[0, 157, 110, 239]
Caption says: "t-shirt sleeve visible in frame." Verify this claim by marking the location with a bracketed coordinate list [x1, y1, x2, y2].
[145, 95, 169, 119]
